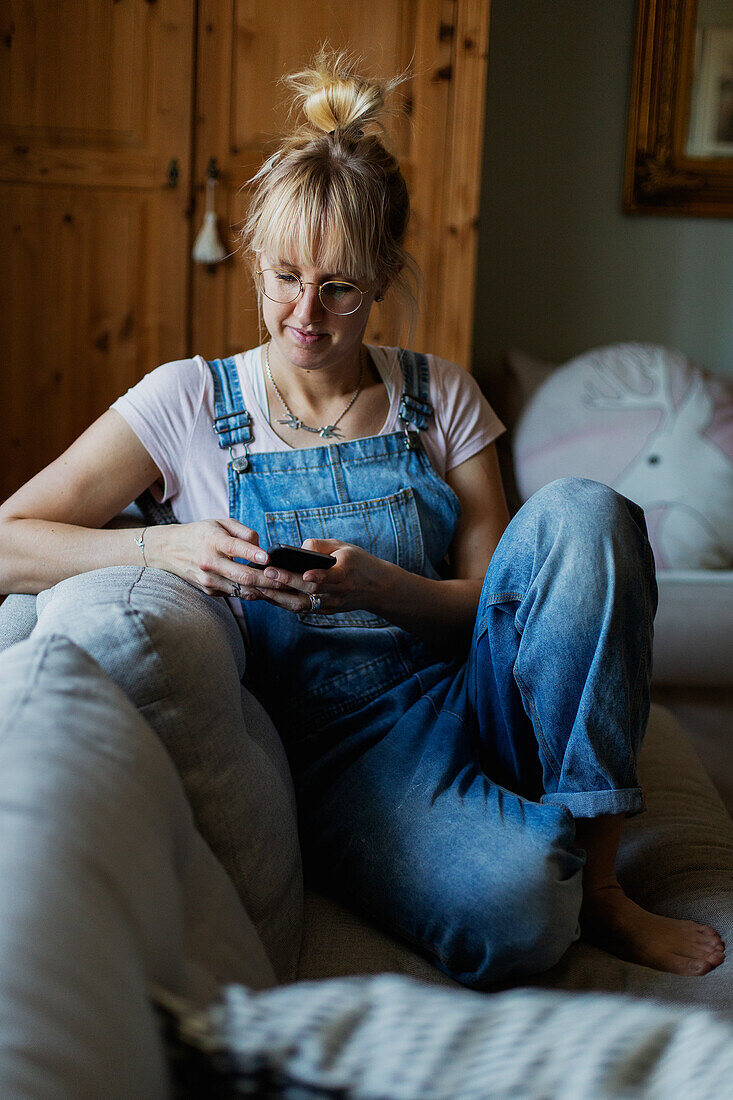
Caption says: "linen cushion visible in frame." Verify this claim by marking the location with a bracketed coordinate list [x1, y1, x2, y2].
[511, 344, 733, 569]
[0, 633, 274, 1099]
[0, 593, 37, 652]
[32, 566, 303, 981]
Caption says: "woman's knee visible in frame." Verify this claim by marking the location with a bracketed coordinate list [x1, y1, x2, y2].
[527, 477, 650, 549]
[495, 478, 654, 599]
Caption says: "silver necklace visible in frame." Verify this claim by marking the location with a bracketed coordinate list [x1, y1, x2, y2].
[265, 343, 364, 439]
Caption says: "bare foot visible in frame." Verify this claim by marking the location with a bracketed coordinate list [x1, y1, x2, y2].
[581, 884, 725, 976]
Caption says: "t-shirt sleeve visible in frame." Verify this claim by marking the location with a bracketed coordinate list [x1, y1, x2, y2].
[110, 357, 207, 502]
[431, 356, 506, 473]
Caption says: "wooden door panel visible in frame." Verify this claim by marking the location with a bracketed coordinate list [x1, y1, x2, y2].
[2, 2, 145, 135]
[0, 183, 189, 491]
[1, 0, 194, 500]
[192, 0, 489, 369]
[1, 1, 192, 186]
[230, 1, 417, 155]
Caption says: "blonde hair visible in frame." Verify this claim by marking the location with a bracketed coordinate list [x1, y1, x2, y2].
[241, 46, 422, 340]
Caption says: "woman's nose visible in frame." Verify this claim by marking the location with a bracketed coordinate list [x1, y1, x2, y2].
[293, 283, 324, 325]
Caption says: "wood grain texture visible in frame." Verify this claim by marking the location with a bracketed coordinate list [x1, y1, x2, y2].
[1, 0, 195, 499]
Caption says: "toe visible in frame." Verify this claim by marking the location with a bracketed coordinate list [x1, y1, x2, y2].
[683, 956, 715, 976]
[674, 936, 725, 965]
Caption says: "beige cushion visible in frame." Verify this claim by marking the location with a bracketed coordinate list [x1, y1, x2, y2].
[299, 703, 733, 1013]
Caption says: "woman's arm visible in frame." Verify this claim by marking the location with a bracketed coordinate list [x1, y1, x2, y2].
[302, 442, 511, 650]
[0, 410, 164, 593]
[0, 410, 289, 599]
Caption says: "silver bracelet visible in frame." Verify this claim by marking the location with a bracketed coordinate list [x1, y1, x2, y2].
[134, 527, 148, 567]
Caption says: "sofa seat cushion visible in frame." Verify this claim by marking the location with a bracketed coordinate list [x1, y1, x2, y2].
[299, 702, 733, 1014]
[0, 633, 274, 1099]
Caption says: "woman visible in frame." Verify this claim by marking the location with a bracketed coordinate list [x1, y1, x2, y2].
[0, 49, 723, 986]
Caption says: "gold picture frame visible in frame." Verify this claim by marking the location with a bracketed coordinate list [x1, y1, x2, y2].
[624, 0, 733, 217]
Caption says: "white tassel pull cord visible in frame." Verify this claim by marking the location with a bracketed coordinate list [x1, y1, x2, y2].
[192, 170, 228, 264]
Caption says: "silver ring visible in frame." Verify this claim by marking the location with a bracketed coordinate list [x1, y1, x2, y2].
[232, 582, 241, 598]
[308, 593, 322, 612]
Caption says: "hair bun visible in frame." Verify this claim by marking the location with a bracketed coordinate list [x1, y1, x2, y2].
[283, 45, 399, 138]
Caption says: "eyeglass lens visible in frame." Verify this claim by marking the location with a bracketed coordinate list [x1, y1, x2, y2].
[258, 269, 363, 315]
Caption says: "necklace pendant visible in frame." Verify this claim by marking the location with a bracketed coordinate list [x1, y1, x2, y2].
[319, 424, 342, 439]
[278, 413, 302, 430]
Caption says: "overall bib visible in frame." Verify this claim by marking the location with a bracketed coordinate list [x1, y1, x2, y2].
[208, 349, 656, 988]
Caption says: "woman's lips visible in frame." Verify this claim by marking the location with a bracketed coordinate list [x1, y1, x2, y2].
[289, 328, 327, 346]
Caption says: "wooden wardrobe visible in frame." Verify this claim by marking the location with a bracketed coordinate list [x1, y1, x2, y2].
[1, 1, 490, 500]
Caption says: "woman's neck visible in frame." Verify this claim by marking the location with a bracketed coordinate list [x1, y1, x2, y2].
[265, 342, 366, 419]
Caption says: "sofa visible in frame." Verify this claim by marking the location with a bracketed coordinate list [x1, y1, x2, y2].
[0, 554, 732, 1098]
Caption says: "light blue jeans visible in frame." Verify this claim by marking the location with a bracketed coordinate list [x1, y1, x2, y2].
[297, 478, 657, 988]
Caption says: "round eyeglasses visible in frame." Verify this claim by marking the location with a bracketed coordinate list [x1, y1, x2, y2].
[255, 267, 368, 316]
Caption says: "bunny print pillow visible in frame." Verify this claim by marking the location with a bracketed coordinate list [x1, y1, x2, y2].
[511, 344, 733, 570]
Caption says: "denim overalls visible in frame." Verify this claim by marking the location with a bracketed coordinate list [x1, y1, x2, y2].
[208, 348, 657, 988]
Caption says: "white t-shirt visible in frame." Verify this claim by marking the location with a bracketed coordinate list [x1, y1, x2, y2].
[111, 344, 505, 523]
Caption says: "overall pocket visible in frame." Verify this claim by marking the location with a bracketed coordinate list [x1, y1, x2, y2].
[265, 487, 426, 628]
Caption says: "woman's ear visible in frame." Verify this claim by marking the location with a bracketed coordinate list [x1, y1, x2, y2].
[375, 277, 392, 302]
[375, 261, 402, 302]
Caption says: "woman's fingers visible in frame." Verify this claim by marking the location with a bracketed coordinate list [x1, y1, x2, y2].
[300, 538, 349, 591]
[223, 536, 269, 567]
[301, 537, 342, 554]
[218, 516, 262, 545]
[217, 517, 269, 566]
[181, 521, 327, 609]
[219, 556, 316, 601]
[260, 566, 314, 594]
[257, 587, 320, 613]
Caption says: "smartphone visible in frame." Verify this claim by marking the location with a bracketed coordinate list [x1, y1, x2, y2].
[250, 544, 337, 574]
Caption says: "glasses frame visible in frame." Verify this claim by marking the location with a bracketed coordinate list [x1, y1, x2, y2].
[254, 264, 369, 316]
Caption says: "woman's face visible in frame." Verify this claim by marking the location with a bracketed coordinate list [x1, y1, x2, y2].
[257, 252, 381, 376]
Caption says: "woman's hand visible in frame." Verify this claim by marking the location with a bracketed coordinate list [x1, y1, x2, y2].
[145, 518, 315, 608]
[299, 538, 391, 615]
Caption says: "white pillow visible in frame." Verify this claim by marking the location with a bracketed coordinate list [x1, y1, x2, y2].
[512, 344, 733, 569]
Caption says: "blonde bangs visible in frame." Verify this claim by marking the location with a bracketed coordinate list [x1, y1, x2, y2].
[249, 168, 379, 284]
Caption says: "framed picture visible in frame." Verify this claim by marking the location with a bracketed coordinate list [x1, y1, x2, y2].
[624, 0, 733, 218]
[687, 27, 733, 157]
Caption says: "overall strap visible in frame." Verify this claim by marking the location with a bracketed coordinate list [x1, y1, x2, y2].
[397, 349, 433, 430]
[208, 356, 253, 472]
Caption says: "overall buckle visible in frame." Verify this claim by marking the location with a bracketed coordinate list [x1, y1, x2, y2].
[398, 393, 432, 430]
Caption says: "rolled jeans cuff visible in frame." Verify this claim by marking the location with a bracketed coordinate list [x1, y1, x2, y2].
[541, 786, 646, 819]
